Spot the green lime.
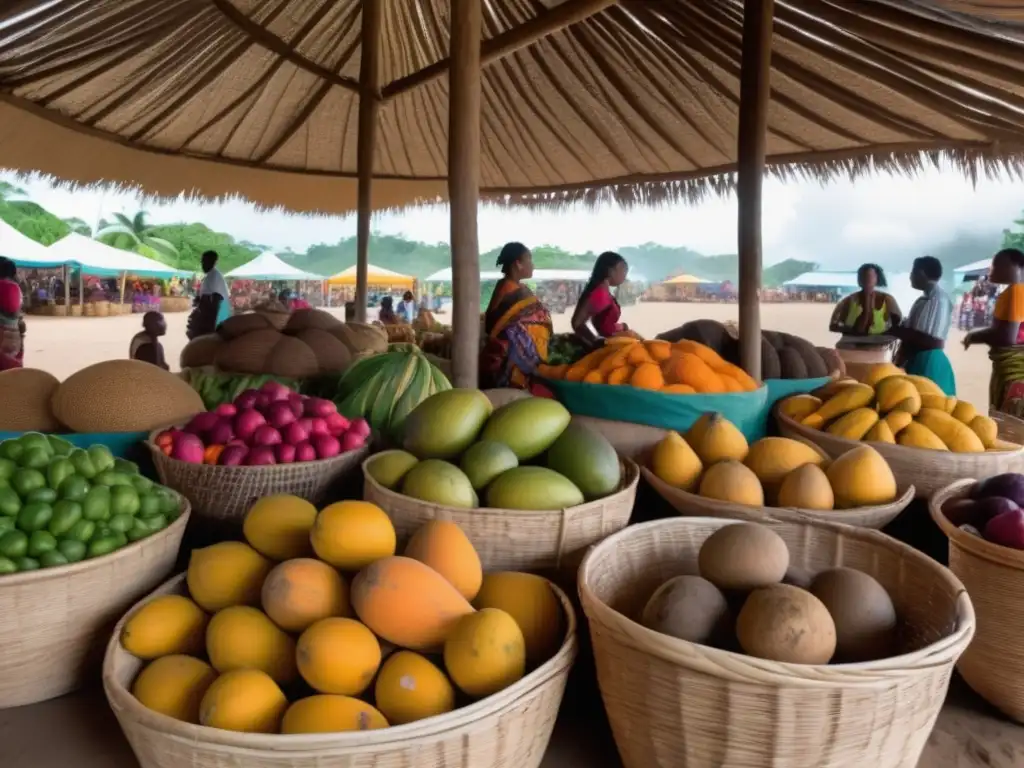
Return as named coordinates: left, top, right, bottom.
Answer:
left=114, top=458, right=140, bottom=475
left=0, top=457, right=16, bottom=481
left=0, top=440, right=23, bottom=462
left=68, top=450, right=97, bottom=480
left=46, top=457, right=76, bottom=490
left=57, top=539, right=87, bottom=563
left=95, top=470, right=132, bottom=488
left=48, top=500, right=82, bottom=537
left=126, top=520, right=152, bottom=543
left=108, top=514, right=134, bottom=534
left=87, top=535, right=121, bottom=559
left=87, top=445, right=115, bottom=474
left=140, top=513, right=168, bottom=533
left=19, top=446, right=52, bottom=471
left=110, top=485, right=140, bottom=517
left=138, top=493, right=162, bottom=518
left=0, top=556, right=16, bottom=575
left=157, top=491, right=181, bottom=517
left=39, top=550, right=69, bottom=568
left=47, top=435, right=74, bottom=457
left=59, top=475, right=90, bottom=502
left=0, top=487, right=21, bottom=517
left=0, top=517, right=14, bottom=535
left=25, top=487, right=57, bottom=505
left=27, top=530, right=57, bottom=558
left=82, top=486, right=111, bottom=521
left=11, top=468, right=46, bottom=497
left=15, top=556, right=40, bottom=571
left=129, top=475, right=153, bottom=494
left=0, top=530, right=28, bottom=558
left=16, top=502, right=53, bottom=533
left=18, top=433, right=53, bottom=456
left=64, top=519, right=96, bottom=543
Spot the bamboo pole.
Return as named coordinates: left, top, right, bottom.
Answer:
left=449, top=0, right=483, bottom=389
left=355, top=0, right=382, bottom=323
left=736, top=0, right=774, bottom=380
left=62, top=264, right=69, bottom=312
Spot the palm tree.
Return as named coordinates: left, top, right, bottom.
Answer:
left=0, top=181, right=30, bottom=205
left=62, top=217, right=92, bottom=236
left=95, top=210, right=178, bottom=263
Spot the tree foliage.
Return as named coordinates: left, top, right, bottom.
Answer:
left=145, top=222, right=260, bottom=273
left=1004, top=214, right=1024, bottom=252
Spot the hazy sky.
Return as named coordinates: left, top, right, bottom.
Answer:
left=4, top=164, right=1024, bottom=269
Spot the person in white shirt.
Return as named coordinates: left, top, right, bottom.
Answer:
left=187, top=250, right=231, bottom=339
left=398, top=291, right=418, bottom=324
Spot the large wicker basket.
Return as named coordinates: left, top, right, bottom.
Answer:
left=776, top=405, right=1024, bottom=497
left=364, top=452, right=639, bottom=573
left=103, top=573, right=577, bottom=768
left=147, top=432, right=369, bottom=531
left=930, top=479, right=1024, bottom=722
left=579, top=517, right=974, bottom=768
left=0, top=499, right=190, bottom=709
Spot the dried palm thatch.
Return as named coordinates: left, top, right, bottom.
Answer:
left=3, top=0, right=1024, bottom=214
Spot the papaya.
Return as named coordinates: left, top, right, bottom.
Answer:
left=261, top=558, right=351, bottom=633
left=375, top=651, right=455, bottom=725
left=405, top=520, right=483, bottom=601
left=310, top=501, right=397, bottom=570
left=281, top=695, right=388, bottom=734
left=296, top=617, right=381, bottom=696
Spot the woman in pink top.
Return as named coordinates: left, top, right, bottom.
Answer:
left=571, top=251, right=630, bottom=347
left=0, top=257, right=24, bottom=370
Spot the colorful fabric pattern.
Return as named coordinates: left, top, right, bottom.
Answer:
left=481, top=278, right=552, bottom=390
left=587, top=284, right=623, bottom=338
left=990, top=346, right=1024, bottom=416
left=993, top=283, right=1024, bottom=343
left=0, top=278, right=23, bottom=370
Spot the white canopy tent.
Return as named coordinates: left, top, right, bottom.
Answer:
left=783, top=271, right=860, bottom=290
left=47, top=233, right=191, bottom=277
left=0, top=219, right=60, bottom=267
left=227, top=252, right=324, bottom=281
left=953, top=259, right=991, bottom=282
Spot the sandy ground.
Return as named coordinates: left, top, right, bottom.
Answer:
left=19, top=302, right=991, bottom=408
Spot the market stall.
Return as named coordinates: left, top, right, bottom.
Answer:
left=327, top=264, right=415, bottom=306
left=225, top=252, right=326, bottom=310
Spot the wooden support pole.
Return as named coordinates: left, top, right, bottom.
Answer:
left=63, top=264, right=69, bottom=311
left=355, top=0, right=383, bottom=323
left=449, top=0, right=483, bottom=389
left=736, top=0, right=774, bottom=380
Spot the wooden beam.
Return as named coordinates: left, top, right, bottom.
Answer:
left=736, top=0, right=774, bottom=380
left=449, top=0, right=483, bottom=389
left=382, top=0, right=616, bottom=100
left=355, top=0, right=383, bottom=323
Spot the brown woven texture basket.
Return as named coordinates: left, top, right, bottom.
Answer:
left=775, top=405, right=1024, bottom=498
left=147, top=431, right=368, bottom=527
left=641, top=463, right=915, bottom=529
left=930, top=479, right=1024, bottom=722
left=363, top=452, right=638, bottom=573
left=0, top=500, right=190, bottom=709
left=578, top=517, right=975, bottom=768
left=103, top=573, right=578, bottom=768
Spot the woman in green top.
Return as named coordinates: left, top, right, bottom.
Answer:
left=829, top=263, right=902, bottom=336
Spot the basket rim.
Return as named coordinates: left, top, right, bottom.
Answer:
left=146, top=427, right=369, bottom=472
left=578, top=516, right=975, bottom=687
left=102, top=572, right=578, bottom=749
left=639, top=464, right=916, bottom=526
left=0, top=494, right=190, bottom=587
left=928, top=478, right=1024, bottom=569
left=774, top=401, right=1024, bottom=458
left=362, top=451, right=640, bottom=519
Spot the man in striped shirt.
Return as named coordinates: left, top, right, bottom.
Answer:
left=893, top=256, right=956, bottom=396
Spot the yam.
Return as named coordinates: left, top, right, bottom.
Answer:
left=179, top=334, right=224, bottom=369
left=215, top=329, right=282, bottom=374
left=777, top=347, right=808, bottom=380
left=286, top=309, right=342, bottom=333
left=293, top=328, right=352, bottom=373
left=51, top=360, right=205, bottom=432
left=256, top=310, right=291, bottom=331
left=760, top=338, right=782, bottom=379
left=816, top=346, right=846, bottom=377
left=217, top=312, right=273, bottom=341
left=762, top=330, right=786, bottom=352
left=787, top=335, right=829, bottom=378
left=330, top=323, right=388, bottom=356
left=657, top=320, right=737, bottom=361
left=0, top=368, right=62, bottom=431
left=265, top=335, right=320, bottom=379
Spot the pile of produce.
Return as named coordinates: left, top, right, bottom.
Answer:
left=650, top=412, right=899, bottom=510
left=657, top=320, right=838, bottom=380
left=307, top=345, right=451, bottom=440
left=153, top=381, right=370, bottom=467
left=942, top=473, right=1024, bottom=550
left=539, top=337, right=758, bottom=394
left=366, top=390, right=622, bottom=510
left=180, top=309, right=388, bottom=380
left=418, top=330, right=452, bottom=359
left=0, top=361, right=205, bottom=434
left=780, top=364, right=1011, bottom=453
left=376, top=323, right=417, bottom=344
left=121, top=496, right=565, bottom=734
left=0, top=434, right=183, bottom=574
left=181, top=369, right=299, bottom=411
left=642, top=522, right=898, bottom=664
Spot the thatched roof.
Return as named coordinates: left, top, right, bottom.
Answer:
left=3, top=0, right=1024, bottom=214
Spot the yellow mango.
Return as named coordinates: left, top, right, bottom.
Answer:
left=970, top=415, right=998, bottom=449
left=897, top=422, right=948, bottom=451
left=883, top=410, right=913, bottom=435
left=864, top=419, right=895, bottom=444
left=951, top=400, right=977, bottom=425
left=650, top=432, right=702, bottom=491
left=826, top=408, right=879, bottom=441
left=914, top=408, right=985, bottom=453
left=801, top=383, right=874, bottom=430
left=904, top=375, right=944, bottom=397
left=874, top=376, right=921, bottom=415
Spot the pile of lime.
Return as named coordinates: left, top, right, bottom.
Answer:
left=0, top=434, right=183, bottom=575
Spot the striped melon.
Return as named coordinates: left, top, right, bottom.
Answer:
left=0, top=368, right=62, bottom=431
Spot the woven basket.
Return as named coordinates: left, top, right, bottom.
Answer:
left=147, top=432, right=369, bottom=530
left=70, top=304, right=83, bottom=317
left=364, top=452, right=639, bottom=573
left=776, top=405, right=1024, bottom=498
left=94, top=300, right=110, bottom=317
left=0, top=499, right=190, bottom=709
left=103, top=573, right=577, bottom=768
left=641, top=464, right=915, bottom=529
left=930, top=479, right=1024, bottom=722
left=579, top=517, right=974, bottom=768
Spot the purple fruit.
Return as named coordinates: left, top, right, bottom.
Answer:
left=171, top=432, right=205, bottom=463
left=260, top=380, right=293, bottom=402
left=251, top=425, right=283, bottom=447
left=286, top=394, right=305, bottom=419
left=245, top=446, right=277, bottom=466
left=975, top=496, right=1021, bottom=530
left=294, top=441, right=317, bottom=462
left=972, top=473, right=1024, bottom=508
left=311, top=433, right=341, bottom=459
left=309, top=417, right=329, bottom=437
left=942, top=498, right=981, bottom=528
left=218, top=444, right=248, bottom=466
left=985, top=508, right=1024, bottom=550
left=234, top=409, right=267, bottom=442
left=275, top=443, right=296, bottom=464
left=234, top=389, right=260, bottom=410
left=340, top=430, right=365, bottom=452
left=184, top=412, right=219, bottom=436
left=214, top=403, right=238, bottom=418
left=304, top=397, right=338, bottom=418
left=266, top=401, right=297, bottom=430
left=282, top=421, right=309, bottom=445
left=207, top=420, right=235, bottom=446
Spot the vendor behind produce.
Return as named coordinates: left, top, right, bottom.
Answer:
left=893, top=256, right=956, bottom=396
left=571, top=251, right=630, bottom=347
left=829, top=263, right=902, bottom=336
left=0, top=256, right=24, bottom=370
left=129, top=311, right=169, bottom=370
left=187, top=250, right=231, bottom=339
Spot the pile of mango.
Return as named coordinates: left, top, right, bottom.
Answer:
left=779, top=364, right=1013, bottom=453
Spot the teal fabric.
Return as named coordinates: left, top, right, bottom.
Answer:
left=903, top=348, right=956, bottom=396
left=215, top=298, right=232, bottom=328
left=0, top=431, right=147, bottom=458
left=545, top=380, right=770, bottom=440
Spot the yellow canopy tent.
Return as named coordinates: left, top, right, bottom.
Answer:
left=327, top=265, right=415, bottom=289
left=663, top=274, right=709, bottom=285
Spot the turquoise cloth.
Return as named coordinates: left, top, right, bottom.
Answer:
left=0, top=431, right=147, bottom=458
left=215, top=298, right=232, bottom=328
left=903, top=349, right=956, bottom=396
left=545, top=380, right=770, bottom=440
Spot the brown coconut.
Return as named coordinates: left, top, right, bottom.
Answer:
left=51, top=360, right=204, bottom=433
left=0, top=368, right=62, bottom=431
left=179, top=333, right=224, bottom=369
left=215, top=329, right=282, bottom=374
left=292, top=328, right=352, bottom=373
left=698, top=523, right=790, bottom=592
left=217, top=312, right=273, bottom=341
left=265, top=335, right=320, bottom=379
left=736, top=584, right=837, bottom=664
left=642, top=575, right=733, bottom=646
left=331, top=323, right=388, bottom=356
left=286, top=308, right=342, bottom=333
left=809, top=568, right=897, bottom=662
